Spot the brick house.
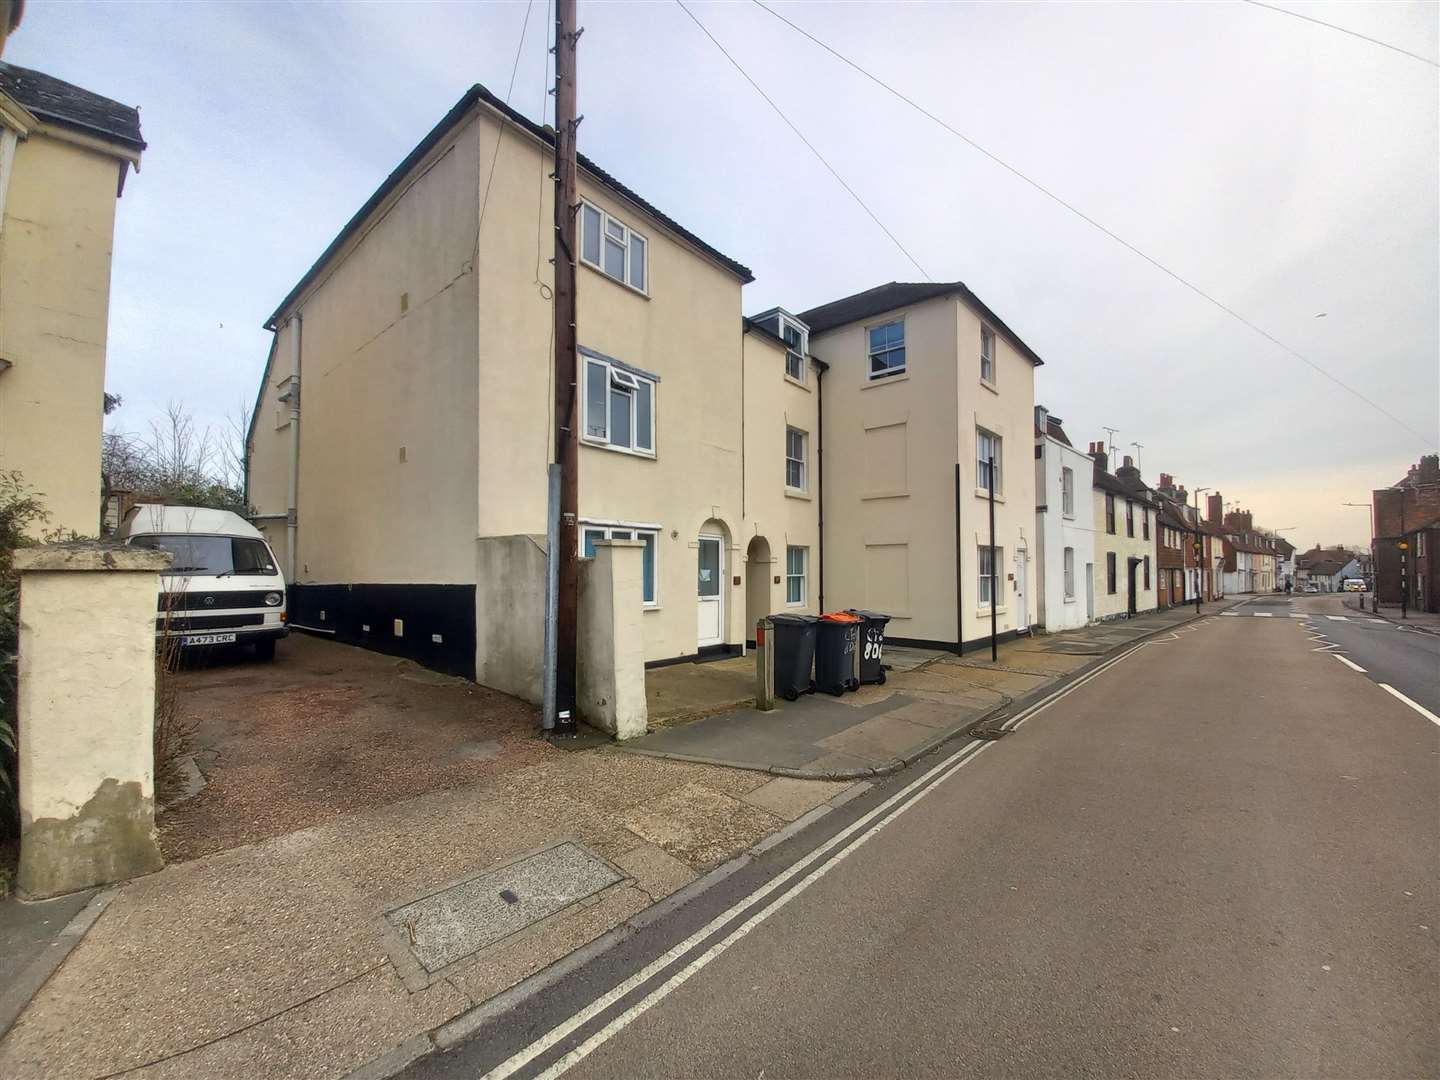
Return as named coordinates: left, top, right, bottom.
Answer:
left=1372, top=454, right=1440, bottom=612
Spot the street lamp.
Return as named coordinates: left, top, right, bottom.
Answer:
left=1192, top=487, right=1210, bottom=612
left=1341, top=501, right=1383, bottom=614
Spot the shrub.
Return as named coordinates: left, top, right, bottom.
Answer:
left=0, top=472, right=50, bottom=840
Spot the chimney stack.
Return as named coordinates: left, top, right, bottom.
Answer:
left=1207, top=492, right=1222, bottom=525
left=1090, top=441, right=1108, bottom=473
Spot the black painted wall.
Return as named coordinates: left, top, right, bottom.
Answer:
left=289, top=584, right=477, bottom=679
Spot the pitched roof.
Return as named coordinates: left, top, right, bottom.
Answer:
left=1035, top=415, right=1073, bottom=446
left=265, top=81, right=752, bottom=328
left=0, top=61, right=144, bottom=152
left=796, top=281, right=1045, bottom=366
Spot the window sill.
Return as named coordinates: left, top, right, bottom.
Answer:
left=976, top=606, right=1008, bottom=617
left=979, top=378, right=999, bottom=395
left=642, top=605, right=661, bottom=613
left=1063, top=596, right=1077, bottom=604
left=862, top=372, right=909, bottom=389
left=975, top=489, right=1006, bottom=503
left=784, top=488, right=812, bottom=501
left=579, top=257, right=650, bottom=300
left=783, top=374, right=811, bottom=393
left=580, top=437, right=656, bottom=460
left=1062, top=512, right=1076, bottom=521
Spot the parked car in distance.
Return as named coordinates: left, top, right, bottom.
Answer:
left=116, top=505, right=288, bottom=660
left=1341, top=578, right=1367, bottom=592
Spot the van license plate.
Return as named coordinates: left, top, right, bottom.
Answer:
left=181, top=633, right=237, bottom=646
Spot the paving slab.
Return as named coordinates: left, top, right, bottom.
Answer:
left=739, top=777, right=853, bottom=821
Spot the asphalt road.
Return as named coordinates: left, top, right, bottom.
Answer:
left=1289, top=593, right=1440, bottom=717
left=409, top=607, right=1439, bottom=1080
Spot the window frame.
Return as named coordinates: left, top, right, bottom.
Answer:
left=1063, top=546, right=1075, bottom=599
left=579, top=520, right=660, bottom=608
left=785, top=426, right=808, bottom=493
left=1106, top=551, right=1117, bottom=594
left=1105, top=493, right=1116, bottom=534
left=578, top=199, right=649, bottom=294
left=977, top=427, right=1003, bottom=495
left=785, top=545, right=807, bottom=606
left=866, top=319, right=907, bottom=381
left=779, top=314, right=808, bottom=384
left=1126, top=499, right=1135, bottom=538
left=581, top=353, right=656, bottom=457
left=978, top=544, right=1004, bottom=608
left=1061, top=466, right=1074, bottom=517
left=1142, top=508, right=1150, bottom=541
left=980, top=324, right=996, bottom=385
left=1144, top=555, right=1151, bottom=590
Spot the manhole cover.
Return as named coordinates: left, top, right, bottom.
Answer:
left=384, top=842, right=622, bottom=972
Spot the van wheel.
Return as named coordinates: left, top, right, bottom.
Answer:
left=254, top=639, right=277, bottom=662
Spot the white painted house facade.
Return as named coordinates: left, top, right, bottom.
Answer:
left=1033, top=407, right=1095, bottom=631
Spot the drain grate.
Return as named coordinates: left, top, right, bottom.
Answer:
left=384, top=842, right=622, bottom=973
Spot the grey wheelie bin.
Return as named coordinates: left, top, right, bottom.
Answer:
left=768, top=613, right=818, bottom=701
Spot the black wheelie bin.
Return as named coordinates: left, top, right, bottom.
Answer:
left=815, top=612, right=862, bottom=695
left=846, top=609, right=892, bottom=686
left=768, top=613, right=818, bottom=700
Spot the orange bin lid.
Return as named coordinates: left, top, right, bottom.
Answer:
left=819, top=612, right=862, bottom=623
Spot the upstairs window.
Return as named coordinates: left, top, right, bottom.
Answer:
left=1126, top=499, right=1135, bottom=537
left=867, top=320, right=906, bottom=380
left=580, top=201, right=647, bottom=292
left=1061, top=466, right=1074, bottom=516
left=980, top=325, right=996, bottom=384
left=1105, top=494, right=1116, bottom=534
left=779, top=315, right=807, bottom=383
left=977, top=428, right=1003, bottom=494
left=1142, top=508, right=1150, bottom=540
left=785, top=427, right=808, bottom=491
left=583, top=353, right=655, bottom=456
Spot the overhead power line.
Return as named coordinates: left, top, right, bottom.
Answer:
left=674, top=0, right=931, bottom=281
left=1242, top=0, right=1440, bottom=69
left=752, top=0, right=1434, bottom=447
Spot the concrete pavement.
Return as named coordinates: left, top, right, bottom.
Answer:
left=410, top=606, right=1438, bottom=1079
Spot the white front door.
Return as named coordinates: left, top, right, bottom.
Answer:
left=1014, top=552, right=1029, bottom=632
left=697, top=534, right=724, bottom=647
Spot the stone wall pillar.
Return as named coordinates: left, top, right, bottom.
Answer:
left=577, top=540, right=647, bottom=740
left=14, top=542, right=170, bottom=899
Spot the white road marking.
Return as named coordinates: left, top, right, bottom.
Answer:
left=1253, top=612, right=1273, bottom=617
left=1326, top=615, right=1349, bottom=621
left=1289, top=614, right=1309, bottom=619
left=482, top=643, right=1151, bottom=1080
left=1377, top=684, right=1440, bottom=728
left=1333, top=655, right=1366, bottom=673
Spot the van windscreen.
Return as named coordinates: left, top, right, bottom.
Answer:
left=130, top=534, right=276, bottom=577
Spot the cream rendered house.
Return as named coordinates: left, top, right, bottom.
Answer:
left=798, top=282, right=1041, bottom=650
left=1086, top=443, right=1158, bottom=620
left=0, top=63, right=143, bottom=535
left=247, top=84, right=818, bottom=688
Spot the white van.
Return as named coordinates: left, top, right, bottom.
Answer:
left=117, top=505, right=288, bottom=660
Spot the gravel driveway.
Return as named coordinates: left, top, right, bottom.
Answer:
left=158, top=633, right=556, bottom=862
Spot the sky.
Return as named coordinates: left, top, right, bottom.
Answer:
left=9, top=0, right=1438, bottom=549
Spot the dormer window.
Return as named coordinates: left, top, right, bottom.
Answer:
left=779, top=315, right=807, bottom=383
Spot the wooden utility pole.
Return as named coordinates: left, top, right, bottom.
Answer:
left=551, top=0, right=580, bottom=735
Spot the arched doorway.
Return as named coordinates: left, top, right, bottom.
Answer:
left=745, top=535, right=772, bottom=647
